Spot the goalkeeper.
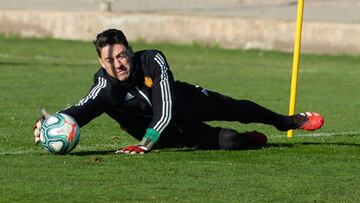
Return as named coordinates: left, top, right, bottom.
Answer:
left=33, top=29, right=324, bottom=154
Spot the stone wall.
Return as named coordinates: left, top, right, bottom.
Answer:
left=0, top=10, right=359, bottom=54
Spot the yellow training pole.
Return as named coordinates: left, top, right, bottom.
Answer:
left=288, top=0, right=305, bottom=138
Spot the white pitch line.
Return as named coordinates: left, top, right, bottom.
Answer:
left=0, top=148, right=39, bottom=155
left=0, top=144, right=119, bottom=155
left=270, top=131, right=360, bottom=138
left=0, top=52, right=97, bottom=64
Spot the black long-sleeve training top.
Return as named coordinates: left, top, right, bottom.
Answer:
left=61, top=50, right=176, bottom=149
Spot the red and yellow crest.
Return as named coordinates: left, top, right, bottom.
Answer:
left=144, top=76, right=153, bottom=88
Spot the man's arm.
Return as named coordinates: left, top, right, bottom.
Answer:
left=33, top=77, right=107, bottom=143
left=60, top=76, right=107, bottom=127
left=141, top=51, right=175, bottom=148
left=119, top=51, right=175, bottom=154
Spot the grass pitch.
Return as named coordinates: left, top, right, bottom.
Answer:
left=1, top=35, right=360, bottom=202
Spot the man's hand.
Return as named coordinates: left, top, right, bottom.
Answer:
left=115, top=145, right=148, bottom=154
left=33, top=108, right=51, bottom=144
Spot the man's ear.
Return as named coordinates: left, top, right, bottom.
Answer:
left=98, top=58, right=105, bottom=68
left=127, top=50, right=134, bottom=58
left=127, top=46, right=134, bottom=57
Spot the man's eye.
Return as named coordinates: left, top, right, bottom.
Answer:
left=106, top=59, right=113, bottom=63
left=118, top=52, right=128, bottom=59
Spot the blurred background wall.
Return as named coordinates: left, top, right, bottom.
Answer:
left=0, top=0, right=359, bottom=54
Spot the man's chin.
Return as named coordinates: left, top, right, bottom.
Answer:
left=116, top=74, right=129, bottom=81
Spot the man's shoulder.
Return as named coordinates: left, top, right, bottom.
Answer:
left=93, top=68, right=120, bottom=87
left=91, top=68, right=113, bottom=91
left=93, top=67, right=106, bottom=77
left=134, top=50, right=168, bottom=72
left=134, top=49, right=165, bottom=61
left=91, top=68, right=107, bottom=87
left=90, top=69, right=126, bottom=100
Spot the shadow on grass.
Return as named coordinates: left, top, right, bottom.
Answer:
left=68, top=142, right=360, bottom=156
left=70, top=150, right=115, bottom=156
left=68, top=148, right=200, bottom=156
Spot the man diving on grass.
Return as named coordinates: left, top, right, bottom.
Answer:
left=33, top=29, right=324, bottom=154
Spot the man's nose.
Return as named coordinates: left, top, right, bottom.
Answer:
left=114, top=58, right=122, bottom=67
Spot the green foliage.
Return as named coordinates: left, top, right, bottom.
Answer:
left=0, top=36, right=360, bottom=202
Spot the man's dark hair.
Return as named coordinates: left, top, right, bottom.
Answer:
left=93, top=29, right=130, bottom=57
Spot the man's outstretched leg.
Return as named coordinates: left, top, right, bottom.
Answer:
left=186, top=84, right=324, bottom=131
left=206, top=98, right=324, bottom=132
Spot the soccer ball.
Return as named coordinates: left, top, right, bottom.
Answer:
left=40, top=113, right=80, bottom=154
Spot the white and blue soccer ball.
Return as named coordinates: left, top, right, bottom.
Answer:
left=40, top=113, right=80, bottom=154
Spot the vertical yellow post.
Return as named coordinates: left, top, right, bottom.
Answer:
left=288, top=0, right=305, bottom=138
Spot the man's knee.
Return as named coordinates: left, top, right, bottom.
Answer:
left=218, top=128, right=268, bottom=150
left=218, top=128, right=243, bottom=150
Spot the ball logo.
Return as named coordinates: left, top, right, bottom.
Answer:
left=64, top=119, right=76, bottom=142
left=57, top=128, right=65, bottom=134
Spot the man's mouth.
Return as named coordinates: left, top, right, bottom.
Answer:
left=116, top=66, right=127, bottom=74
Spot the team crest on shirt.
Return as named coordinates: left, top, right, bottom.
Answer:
left=144, top=76, right=153, bottom=88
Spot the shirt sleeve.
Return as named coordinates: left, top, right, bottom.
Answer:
left=140, top=51, right=175, bottom=149
left=60, top=77, right=107, bottom=127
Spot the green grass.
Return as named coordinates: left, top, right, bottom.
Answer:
left=1, top=35, right=360, bottom=202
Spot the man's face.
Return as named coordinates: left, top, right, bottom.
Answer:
left=99, top=43, right=132, bottom=81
